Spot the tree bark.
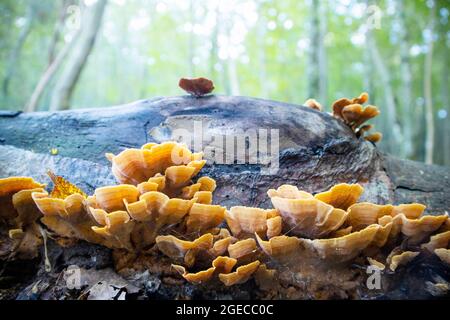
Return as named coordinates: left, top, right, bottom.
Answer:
left=424, top=4, right=436, bottom=164
left=49, top=0, right=107, bottom=111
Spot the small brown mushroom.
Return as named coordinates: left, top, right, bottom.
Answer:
left=364, top=132, right=383, bottom=143
left=303, top=98, right=323, bottom=111
left=331, top=93, right=382, bottom=143
left=179, top=77, right=214, bottom=97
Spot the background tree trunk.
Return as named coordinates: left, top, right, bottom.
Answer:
left=366, top=26, right=401, bottom=154
left=307, top=0, right=320, bottom=99
left=47, top=0, right=71, bottom=66
left=318, top=1, right=328, bottom=105
left=49, top=0, right=107, bottom=111
left=188, top=0, right=196, bottom=76
left=257, top=2, right=268, bottom=99
left=424, top=3, right=436, bottom=164
left=208, top=4, right=219, bottom=83
left=1, top=1, right=36, bottom=100
left=396, top=0, right=413, bottom=158
left=441, top=54, right=450, bottom=166
left=25, top=29, right=81, bottom=113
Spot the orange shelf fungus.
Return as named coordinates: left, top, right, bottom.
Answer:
left=0, top=177, right=45, bottom=259
left=300, top=224, right=380, bottom=262
left=2, top=138, right=448, bottom=292
left=331, top=92, right=382, bottom=143
left=106, top=142, right=204, bottom=185
left=218, top=260, right=261, bottom=286
left=314, top=183, right=364, bottom=211
left=388, top=251, right=420, bottom=271
left=0, top=177, right=45, bottom=223
left=156, top=233, right=214, bottom=267
left=255, top=234, right=300, bottom=260
left=226, top=206, right=280, bottom=239
left=268, top=185, right=347, bottom=238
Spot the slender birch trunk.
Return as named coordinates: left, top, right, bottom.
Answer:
left=2, top=1, right=36, bottom=99
left=49, top=0, right=107, bottom=111
left=424, top=3, right=436, bottom=164
left=396, top=0, right=414, bottom=158
left=366, top=27, right=401, bottom=154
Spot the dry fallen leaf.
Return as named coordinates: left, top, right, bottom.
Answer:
left=47, top=170, right=87, bottom=199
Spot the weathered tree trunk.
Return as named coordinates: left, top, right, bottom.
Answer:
left=424, top=3, right=436, bottom=165
left=49, top=0, right=107, bottom=111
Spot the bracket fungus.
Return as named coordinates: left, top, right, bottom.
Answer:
left=268, top=185, right=348, bottom=238
left=0, top=177, right=45, bottom=224
left=0, top=177, right=45, bottom=259
left=156, top=233, right=214, bottom=267
left=226, top=206, right=281, bottom=239
left=228, top=238, right=258, bottom=262
left=301, top=92, right=382, bottom=143
left=33, top=190, right=104, bottom=245
left=331, top=93, right=382, bottom=143
left=106, top=142, right=204, bottom=186
left=2, top=138, right=449, bottom=295
left=255, top=234, right=301, bottom=260
left=314, top=183, right=364, bottom=211
left=218, top=260, right=261, bottom=286
left=172, top=256, right=238, bottom=284
left=388, top=251, right=420, bottom=272
left=422, top=229, right=450, bottom=266
left=435, top=249, right=450, bottom=265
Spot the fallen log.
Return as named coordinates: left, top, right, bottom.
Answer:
left=1, top=95, right=448, bottom=212
left=0, top=95, right=449, bottom=300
